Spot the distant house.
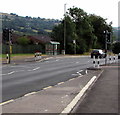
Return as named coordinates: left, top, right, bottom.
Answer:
left=27, top=35, right=52, bottom=44
left=2, top=33, right=60, bottom=55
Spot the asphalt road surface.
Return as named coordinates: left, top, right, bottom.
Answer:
left=1, top=55, right=118, bottom=103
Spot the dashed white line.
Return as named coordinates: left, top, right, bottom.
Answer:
left=33, top=67, right=40, bottom=71
left=7, top=71, right=15, bottom=75
left=28, top=67, right=40, bottom=71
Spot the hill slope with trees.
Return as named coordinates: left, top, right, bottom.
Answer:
left=1, top=13, right=60, bottom=35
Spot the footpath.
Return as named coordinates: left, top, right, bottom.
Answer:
left=1, top=56, right=119, bottom=114
left=72, top=62, right=119, bottom=114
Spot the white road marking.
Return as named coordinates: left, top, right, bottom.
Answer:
left=2, top=71, right=15, bottom=75
left=61, top=76, right=97, bottom=114
left=33, top=67, right=40, bottom=71
left=72, top=70, right=83, bottom=76
left=28, top=67, right=40, bottom=71
left=8, top=71, right=15, bottom=75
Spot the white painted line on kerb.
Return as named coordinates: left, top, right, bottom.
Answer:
left=57, top=82, right=64, bottom=85
left=0, top=99, right=14, bottom=106
left=61, top=76, right=97, bottom=114
left=43, top=86, right=52, bottom=90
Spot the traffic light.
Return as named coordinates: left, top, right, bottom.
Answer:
left=2, top=28, right=9, bottom=41
left=107, top=32, right=111, bottom=43
left=2, top=29, right=13, bottom=42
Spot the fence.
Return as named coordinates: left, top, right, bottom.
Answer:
left=2, top=44, right=45, bottom=54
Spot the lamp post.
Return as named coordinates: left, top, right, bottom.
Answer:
left=63, top=3, right=66, bottom=55
left=104, top=30, right=108, bottom=65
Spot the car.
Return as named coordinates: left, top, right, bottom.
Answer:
left=91, top=49, right=106, bottom=58
left=118, top=53, right=120, bottom=59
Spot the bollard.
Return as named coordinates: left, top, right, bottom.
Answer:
left=35, top=52, right=42, bottom=61
left=6, top=54, right=9, bottom=64
left=34, top=53, right=37, bottom=61
left=109, top=56, right=112, bottom=64
left=97, top=56, right=100, bottom=68
left=93, top=56, right=96, bottom=68
left=113, top=56, right=115, bottom=63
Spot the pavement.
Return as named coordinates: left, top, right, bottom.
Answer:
left=1, top=55, right=50, bottom=65
left=1, top=55, right=119, bottom=114
left=71, top=62, right=119, bottom=114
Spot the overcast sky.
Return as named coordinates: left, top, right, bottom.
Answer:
left=0, top=0, right=119, bottom=27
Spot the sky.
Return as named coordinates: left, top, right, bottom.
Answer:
left=0, top=0, right=119, bottom=27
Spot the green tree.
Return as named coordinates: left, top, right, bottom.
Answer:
left=68, top=7, right=95, bottom=53
left=112, top=42, right=120, bottom=54
left=51, top=7, right=113, bottom=54
left=88, top=14, right=112, bottom=49
left=17, top=36, right=30, bottom=46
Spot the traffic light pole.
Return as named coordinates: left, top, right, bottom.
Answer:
left=105, top=30, right=108, bottom=65
left=8, top=29, right=11, bottom=64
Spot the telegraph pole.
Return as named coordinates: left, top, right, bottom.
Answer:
left=63, top=3, right=66, bottom=55
left=105, top=30, right=108, bottom=65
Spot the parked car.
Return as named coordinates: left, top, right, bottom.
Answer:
left=118, top=53, right=120, bottom=59
left=91, top=49, right=106, bottom=58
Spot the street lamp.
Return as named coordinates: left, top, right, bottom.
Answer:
left=63, top=3, right=67, bottom=55
left=104, top=30, right=109, bottom=65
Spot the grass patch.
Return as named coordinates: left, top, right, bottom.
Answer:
left=1, top=53, right=34, bottom=58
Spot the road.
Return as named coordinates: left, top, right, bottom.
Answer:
left=1, top=55, right=118, bottom=103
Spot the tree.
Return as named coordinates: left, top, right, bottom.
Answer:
left=88, top=14, right=112, bottom=49
left=51, top=7, right=113, bottom=54
left=68, top=7, right=95, bottom=53
left=112, top=42, right=120, bottom=54
left=17, top=36, right=30, bottom=46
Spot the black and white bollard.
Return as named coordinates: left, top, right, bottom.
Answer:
left=35, top=52, right=42, bottom=61
left=109, top=56, right=112, bottom=64
left=97, top=56, right=100, bottom=68
left=113, top=56, right=116, bottom=63
left=93, top=56, right=96, bottom=68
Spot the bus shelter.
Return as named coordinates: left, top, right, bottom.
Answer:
left=46, top=41, right=60, bottom=55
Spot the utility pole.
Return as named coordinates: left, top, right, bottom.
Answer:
left=105, top=30, right=108, bottom=65
left=63, top=3, right=66, bottom=55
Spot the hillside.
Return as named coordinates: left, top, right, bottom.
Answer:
left=1, top=13, right=60, bottom=35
